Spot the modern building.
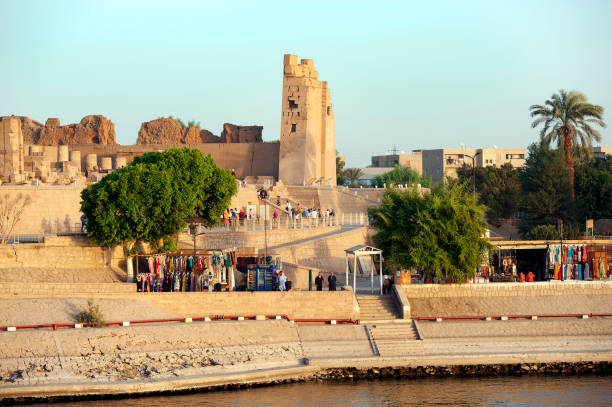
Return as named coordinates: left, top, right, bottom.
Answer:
left=371, top=147, right=526, bottom=184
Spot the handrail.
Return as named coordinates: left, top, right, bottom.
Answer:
left=1, top=315, right=360, bottom=331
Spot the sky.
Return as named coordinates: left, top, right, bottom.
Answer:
left=1, top=0, right=611, bottom=167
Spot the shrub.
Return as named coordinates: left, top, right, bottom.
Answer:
left=76, top=300, right=105, bottom=327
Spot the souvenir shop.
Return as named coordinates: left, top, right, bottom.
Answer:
left=134, top=248, right=284, bottom=292
left=489, top=242, right=611, bottom=282
left=489, top=244, right=548, bottom=282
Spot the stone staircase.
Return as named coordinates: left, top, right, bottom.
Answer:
left=367, top=322, right=424, bottom=357
left=357, top=295, right=401, bottom=322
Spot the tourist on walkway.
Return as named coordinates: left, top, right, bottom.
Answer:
left=315, top=272, right=324, bottom=291
left=328, top=271, right=336, bottom=291
left=279, top=271, right=288, bottom=291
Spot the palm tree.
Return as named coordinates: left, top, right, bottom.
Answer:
left=530, top=90, right=605, bottom=200
left=343, top=168, right=364, bottom=187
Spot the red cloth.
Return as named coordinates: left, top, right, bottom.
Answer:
left=519, top=272, right=525, bottom=282
left=527, top=272, right=535, bottom=282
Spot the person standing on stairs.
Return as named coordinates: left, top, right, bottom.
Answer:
left=328, top=271, right=337, bottom=291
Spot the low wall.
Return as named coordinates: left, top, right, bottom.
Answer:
left=134, top=291, right=357, bottom=320
left=283, top=262, right=325, bottom=290
left=401, top=281, right=612, bottom=298
left=0, top=282, right=134, bottom=297
left=401, top=281, right=612, bottom=318
left=0, top=286, right=358, bottom=321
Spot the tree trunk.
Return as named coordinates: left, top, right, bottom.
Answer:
left=563, top=129, right=575, bottom=201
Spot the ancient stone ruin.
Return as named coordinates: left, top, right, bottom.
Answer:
left=136, top=119, right=263, bottom=144
left=11, top=115, right=116, bottom=145
left=0, top=54, right=336, bottom=186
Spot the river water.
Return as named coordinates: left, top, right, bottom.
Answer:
left=32, top=375, right=612, bottom=407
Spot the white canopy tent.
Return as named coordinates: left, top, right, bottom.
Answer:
left=344, top=245, right=383, bottom=295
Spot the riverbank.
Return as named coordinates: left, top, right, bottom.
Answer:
left=1, top=318, right=611, bottom=404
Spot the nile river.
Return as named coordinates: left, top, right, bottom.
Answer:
left=33, top=375, right=612, bottom=406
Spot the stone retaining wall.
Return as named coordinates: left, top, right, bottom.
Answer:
left=401, top=281, right=612, bottom=298
left=0, top=282, right=134, bottom=297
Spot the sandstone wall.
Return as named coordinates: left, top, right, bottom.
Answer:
left=137, top=118, right=218, bottom=144
left=7, top=183, right=262, bottom=235
left=0, top=287, right=357, bottom=321
left=401, top=281, right=612, bottom=318
left=182, top=226, right=341, bottom=251
left=273, top=227, right=373, bottom=277
left=63, top=142, right=279, bottom=180
left=1, top=185, right=84, bottom=234
left=0, top=236, right=123, bottom=283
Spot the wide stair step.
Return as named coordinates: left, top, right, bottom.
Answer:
left=367, top=322, right=423, bottom=357
left=357, top=295, right=401, bottom=321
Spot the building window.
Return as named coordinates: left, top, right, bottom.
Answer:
left=291, top=124, right=296, bottom=133
left=289, top=99, right=298, bottom=109
left=327, top=106, right=331, bottom=115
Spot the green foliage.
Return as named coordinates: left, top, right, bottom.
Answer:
left=456, top=163, right=522, bottom=220
left=519, top=143, right=573, bottom=236
left=371, top=165, right=431, bottom=188
left=76, top=300, right=105, bottom=327
left=530, top=90, right=605, bottom=150
left=336, top=152, right=346, bottom=185
left=263, top=139, right=280, bottom=143
left=81, top=148, right=236, bottom=248
left=530, top=89, right=606, bottom=199
left=369, top=184, right=491, bottom=282
left=574, top=155, right=612, bottom=222
left=344, top=168, right=364, bottom=187
left=525, top=224, right=559, bottom=240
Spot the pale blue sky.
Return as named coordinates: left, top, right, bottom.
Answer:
left=1, top=0, right=611, bottom=167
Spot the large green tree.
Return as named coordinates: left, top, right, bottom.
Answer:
left=519, top=143, right=574, bottom=237
left=368, top=184, right=490, bottom=282
left=81, top=148, right=236, bottom=248
left=456, top=163, right=522, bottom=220
left=530, top=89, right=606, bottom=200
left=371, top=165, right=431, bottom=188
left=574, top=155, right=612, bottom=223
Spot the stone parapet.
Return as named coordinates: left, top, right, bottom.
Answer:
left=401, top=281, right=612, bottom=298
left=0, top=282, right=134, bottom=297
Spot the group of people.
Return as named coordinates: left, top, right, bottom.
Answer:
left=314, top=271, right=337, bottom=291
left=223, top=207, right=256, bottom=227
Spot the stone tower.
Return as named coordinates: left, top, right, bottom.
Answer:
left=279, top=54, right=336, bottom=185
left=0, top=117, right=25, bottom=183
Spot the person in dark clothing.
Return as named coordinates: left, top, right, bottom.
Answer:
left=315, top=272, right=324, bottom=291
left=328, top=271, right=337, bottom=291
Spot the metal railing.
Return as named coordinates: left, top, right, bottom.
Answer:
left=202, top=212, right=370, bottom=233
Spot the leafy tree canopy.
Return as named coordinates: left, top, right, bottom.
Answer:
left=368, top=184, right=490, bottom=282
left=456, top=163, right=522, bottom=220
left=81, top=148, right=236, bottom=248
left=574, top=155, right=612, bottom=223
left=519, top=143, right=574, bottom=236
left=371, top=165, right=431, bottom=188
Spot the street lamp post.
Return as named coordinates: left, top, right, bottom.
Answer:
left=445, top=151, right=481, bottom=198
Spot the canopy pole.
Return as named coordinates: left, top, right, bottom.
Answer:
left=353, top=255, right=357, bottom=293
left=345, top=253, right=349, bottom=287
left=371, top=254, right=374, bottom=294
left=379, top=253, right=383, bottom=295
